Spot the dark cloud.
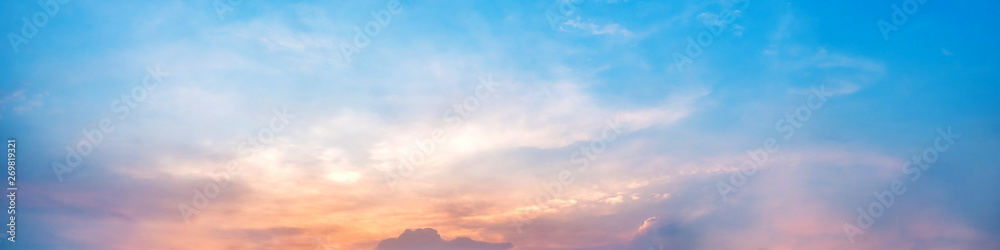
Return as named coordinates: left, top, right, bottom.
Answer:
left=628, top=217, right=698, bottom=250
left=376, top=228, right=513, bottom=250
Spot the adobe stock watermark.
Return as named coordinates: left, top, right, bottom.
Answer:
left=842, top=127, right=960, bottom=243
left=178, top=108, right=295, bottom=223
left=51, top=65, right=168, bottom=182
left=379, top=75, right=502, bottom=189
left=213, top=0, right=244, bottom=21
left=716, top=85, right=834, bottom=201
left=6, top=139, right=16, bottom=243
left=545, top=0, right=583, bottom=31
left=7, top=0, right=70, bottom=53
left=511, top=117, right=623, bottom=234
left=340, top=0, right=403, bottom=64
left=672, top=0, right=749, bottom=72
left=877, top=0, right=929, bottom=41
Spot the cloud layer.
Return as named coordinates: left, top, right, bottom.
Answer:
left=1, top=0, right=999, bottom=249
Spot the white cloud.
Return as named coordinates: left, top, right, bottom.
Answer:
left=602, top=194, right=625, bottom=204
left=561, top=17, right=633, bottom=37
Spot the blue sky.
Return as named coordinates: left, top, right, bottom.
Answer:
left=1, top=0, right=999, bottom=249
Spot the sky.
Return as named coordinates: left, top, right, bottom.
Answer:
left=1, top=0, right=999, bottom=249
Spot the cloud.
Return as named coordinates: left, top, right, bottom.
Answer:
left=0, top=88, right=46, bottom=117
left=8, top=1, right=1000, bottom=249
left=375, top=228, right=513, bottom=250
left=602, top=195, right=625, bottom=205
left=628, top=217, right=697, bottom=250
left=561, top=17, right=632, bottom=37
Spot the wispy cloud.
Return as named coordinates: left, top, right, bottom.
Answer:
left=3, top=0, right=1000, bottom=249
